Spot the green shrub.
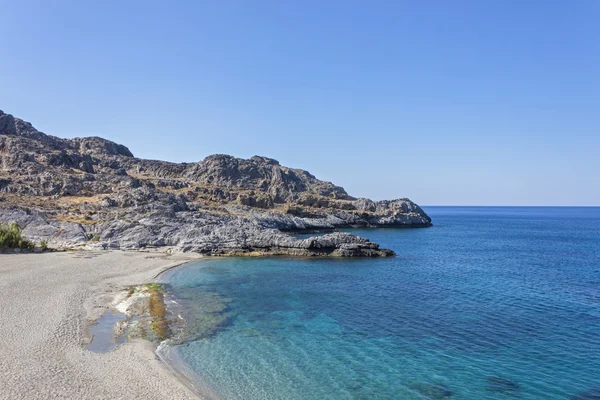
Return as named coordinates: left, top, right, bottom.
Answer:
left=0, top=222, right=34, bottom=249
left=39, top=240, right=49, bottom=251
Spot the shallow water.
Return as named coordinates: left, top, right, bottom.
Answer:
left=165, top=207, right=600, bottom=399
left=87, top=310, right=127, bottom=353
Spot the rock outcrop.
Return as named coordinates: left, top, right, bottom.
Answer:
left=0, top=109, right=431, bottom=256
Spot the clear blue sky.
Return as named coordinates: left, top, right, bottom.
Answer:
left=1, top=1, right=598, bottom=206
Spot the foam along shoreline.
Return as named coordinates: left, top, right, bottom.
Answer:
left=0, top=250, right=203, bottom=400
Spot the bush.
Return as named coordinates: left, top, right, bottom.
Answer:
left=39, top=240, right=49, bottom=251
left=0, top=222, right=34, bottom=249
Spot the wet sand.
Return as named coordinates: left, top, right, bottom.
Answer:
left=0, top=251, right=202, bottom=400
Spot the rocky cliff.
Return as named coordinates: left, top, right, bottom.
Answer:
left=0, top=109, right=431, bottom=256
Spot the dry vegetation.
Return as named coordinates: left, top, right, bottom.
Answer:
left=57, top=195, right=103, bottom=206
left=53, top=214, right=98, bottom=225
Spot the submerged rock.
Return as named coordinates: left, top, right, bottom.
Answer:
left=409, top=382, right=454, bottom=399
left=485, top=376, right=520, bottom=394
left=571, top=388, right=600, bottom=400
left=168, top=288, right=233, bottom=343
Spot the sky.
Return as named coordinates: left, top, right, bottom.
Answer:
left=1, top=0, right=598, bottom=206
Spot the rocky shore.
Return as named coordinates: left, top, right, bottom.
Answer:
left=0, top=109, right=431, bottom=256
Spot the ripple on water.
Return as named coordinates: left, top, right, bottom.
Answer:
left=409, top=382, right=454, bottom=399
left=571, top=388, right=600, bottom=400
left=167, top=286, right=232, bottom=344
left=163, top=207, right=600, bottom=400
left=485, top=376, right=521, bottom=395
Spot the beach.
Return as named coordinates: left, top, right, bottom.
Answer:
left=0, top=250, right=201, bottom=400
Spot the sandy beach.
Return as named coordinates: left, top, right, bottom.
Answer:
left=0, top=250, right=202, bottom=400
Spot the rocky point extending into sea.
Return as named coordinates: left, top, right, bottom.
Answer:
left=0, top=109, right=431, bottom=257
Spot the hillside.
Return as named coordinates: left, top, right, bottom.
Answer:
left=0, top=110, right=431, bottom=256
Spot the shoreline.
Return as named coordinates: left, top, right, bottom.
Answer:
left=0, top=250, right=204, bottom=399
left=156, top=342, right=222, bottom=400
left=154, top=258, right=223, bottom=400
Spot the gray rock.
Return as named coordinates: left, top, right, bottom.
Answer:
left=0, top=109, right=432, bottom=256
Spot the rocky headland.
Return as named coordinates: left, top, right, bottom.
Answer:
left=0, top=109, right=431, bottom=257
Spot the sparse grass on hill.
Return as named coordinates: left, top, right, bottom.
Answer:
left=0, top=222, right=34, bottom=249
left=54, top=214, right=99, bottom=225
left=57, top=195, right=102, bottom=206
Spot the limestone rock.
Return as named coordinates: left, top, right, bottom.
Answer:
left=0, top=109, right=432, bottom=256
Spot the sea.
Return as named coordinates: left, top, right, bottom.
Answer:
left=160, top=207, right=600, bottom=400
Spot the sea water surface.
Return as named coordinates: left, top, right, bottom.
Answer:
left=164, top=207, right=600, bottom=400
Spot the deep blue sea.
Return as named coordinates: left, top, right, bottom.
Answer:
left=163, top=207, right=600, bottom=400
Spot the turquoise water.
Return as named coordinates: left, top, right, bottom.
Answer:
left=165, top=207, right=600, bottom=400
